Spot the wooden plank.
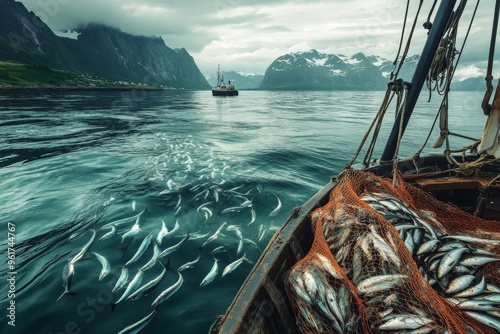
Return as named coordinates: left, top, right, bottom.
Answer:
left=413, top=176, right=494, bottom=191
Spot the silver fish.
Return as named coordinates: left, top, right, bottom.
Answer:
left=174, top=195, right=182, bottom=210
left=70, top=229, right=96, bottom=265
left=99, top=225, right=116, bottom=241
left=121, top=216, right=141, bottom=243
left=202, top=222, right=227, bottom=247
left=221, top=206, right=242, bottom=214
left=464, top=311, right=500, bottom=331
left=357, top=274, right=407, bottom=297
left=201, top=207, right=213, bottom=221
left=92, top=252, right=111, bottom=281
left=378, top=314, right=434, bottom=330
left=445, top=274, right=476, bottom=295
left=437, top=247, right=469, bottom=279
left=99, top=206, right=147, bottom=231
left=117, top=306, right=158, bottom=334
left=112, top=267, right=129, bottom=293
left=178, top=251, right=202, bottom=272
left=156, top=220, right=169, bottom=245
left=126, top=263, right=168, bottom=301
left=189, top=230, right=211, bottom=240
left=210, top=246, right=227, bottom=256
left=222, top=253, right=248, bottom=277
left=452, top=276, right=486, bottom=298
left=57, top=261, right=76, bottom=301
left=248, top=208, right=256, bottom=225
left=227, top=225, right=244, bottom=254
left=268, top=193, right=282, bottom=217
left=200, top=257, right=220, bottom=287
left=163, top=219, right=180, bottom=240
left=151, top=271, right=184, bottom=307
left=158, top=232, right=190, bottom=259
left=196, top=201, right=213, bottom=212
left=460, top=255, right=500, bottom=267
left=113, top=270, right=144, bottom=308
left=139, top=241, right=161, bottom=272
left=125, top=233, right=153, bottom=267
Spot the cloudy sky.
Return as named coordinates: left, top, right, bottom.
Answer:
left=18, top=0, right=498, bottom=78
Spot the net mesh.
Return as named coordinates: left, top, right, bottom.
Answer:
left=285, top=170, right=500, bottom=334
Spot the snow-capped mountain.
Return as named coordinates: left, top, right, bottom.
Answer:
left=260, top=49, right=419, bottom=90
left=205, top=71, right=264, bottom=89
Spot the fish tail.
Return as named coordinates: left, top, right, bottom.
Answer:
left=161, top=258, right=172, bottom=272
left=109, top=302, right=117, bottom=313
left=56, top=290, right=76, bottom=301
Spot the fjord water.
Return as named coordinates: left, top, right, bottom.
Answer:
left=0, top=90, right=485, bottom=333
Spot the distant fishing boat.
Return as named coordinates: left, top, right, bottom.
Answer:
left=212, top=65, right=238, bottom=96
left=209, top=1, right=500, bottom=333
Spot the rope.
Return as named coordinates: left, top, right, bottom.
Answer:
left=391, top=0, right=411, bottom=81
left=347, top=1, right=424, bottom=169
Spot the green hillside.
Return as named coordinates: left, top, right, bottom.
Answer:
left=0, top=60, right=158, bottom=89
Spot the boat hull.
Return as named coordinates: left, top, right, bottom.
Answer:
left=212, top=89, right=238, bottom=96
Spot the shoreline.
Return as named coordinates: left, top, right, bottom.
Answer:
left=0, top=85, right=166, bottom=92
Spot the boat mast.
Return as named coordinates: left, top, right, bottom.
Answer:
left=216, top=64, right=221, bottom=86
left=380, top=0, right=457, bottom=162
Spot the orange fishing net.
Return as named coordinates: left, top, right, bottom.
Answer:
left=284, top=170, right=500, bottom=334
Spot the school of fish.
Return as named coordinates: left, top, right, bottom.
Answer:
left=57, top=136, right=284, bottom=333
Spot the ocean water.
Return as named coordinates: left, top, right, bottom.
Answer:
left=0, top=90, right=486, bottom=333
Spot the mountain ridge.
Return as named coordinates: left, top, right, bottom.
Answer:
left=0, top=0, right=210, bottom=89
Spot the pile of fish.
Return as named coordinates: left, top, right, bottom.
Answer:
left=286, top=190, right=500, bottom=333
left=360, top=192, right=500, bottom=332
left=286, top=253, right=361, bottom=334
left=58, top=136, right=285, bottom=333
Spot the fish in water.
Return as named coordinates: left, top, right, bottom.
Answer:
left=70, top=229, right=96, bottom=265
left=112, top=270, right=144, bottom=311
left=200, top=257, right=220, bottom=287
left=98, top=225, right=116, bottom=241
left=121, top=215, right=142, bottom=243
left=139, top=241, right=161, bottom=272
left=117, top=305, right=159, bottom=334
left=178, top=250, right=202, bottom=272
left=227, top=225, right=244, bottom=255
left=92, top=252, right=111, bottom=281
left=124, top=232, right=153, bottom=268
left=202, top=222, right=227, bottom=248
left=268, top=193, right=282, bottom=217
left=126, top=262, right=169, bottom=302
left=99, top=205, right=147, bottom=231
left=57, top=261, right=76, bottom=301
left=222, top=253, right=249, bottom=277
left=151, top=271, right=184, bottom=308
left=112, top=267, right=129, bottom=293
left=156, top=220, right=169, bottom=245
left=158, top=232, right=190, bottom=259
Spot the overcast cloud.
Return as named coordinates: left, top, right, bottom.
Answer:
left=17, top=0, right=499, bottom=78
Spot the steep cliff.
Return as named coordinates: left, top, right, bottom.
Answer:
left=0, top=0, right=209, bottom=89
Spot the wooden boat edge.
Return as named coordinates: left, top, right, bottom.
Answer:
left=209, top=177, right=339, bottom=334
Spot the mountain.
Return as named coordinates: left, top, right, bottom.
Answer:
left=260, top=50, right=419, bottom=90
left=0, top=0, right=209, bottom=89
left=205, top=71, right=264, bottom=89
left=450, top=77, right=485, bottom=91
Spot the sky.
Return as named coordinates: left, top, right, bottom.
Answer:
left=17, top=0, right=499, bottom=78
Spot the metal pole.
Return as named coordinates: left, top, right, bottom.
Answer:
left=380, top=0, right=458, bottom=162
